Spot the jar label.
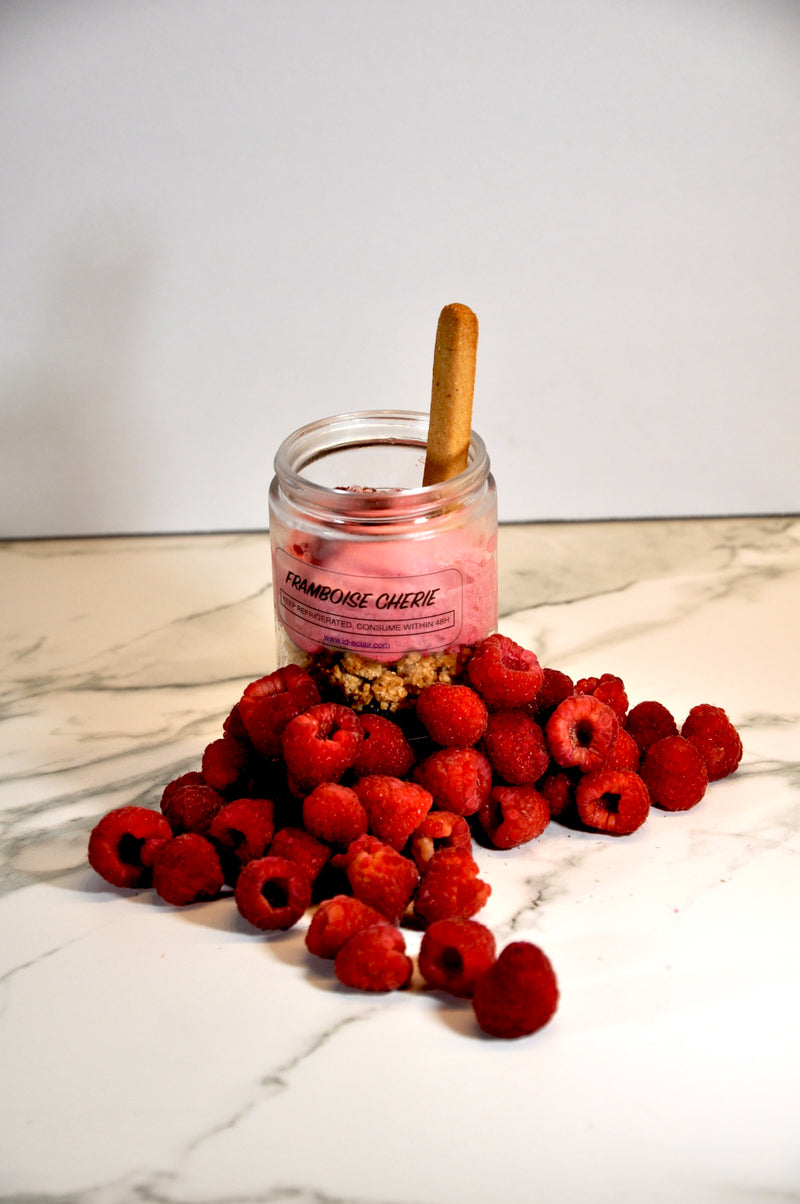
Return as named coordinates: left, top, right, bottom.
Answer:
left=274, top=547, right=464, bottom=657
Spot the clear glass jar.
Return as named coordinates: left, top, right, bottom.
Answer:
left=268, top=410, right=497, bottom=711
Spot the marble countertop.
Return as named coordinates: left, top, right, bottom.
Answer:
left=2, top=517, right=799, bottom=1204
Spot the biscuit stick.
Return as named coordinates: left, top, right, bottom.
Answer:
left=422, top=303, right=479, bottom=486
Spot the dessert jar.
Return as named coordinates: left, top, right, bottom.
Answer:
left=268, top=410, right=498, bottom=711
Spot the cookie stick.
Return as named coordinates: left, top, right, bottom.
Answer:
left=422, top=303, right=479, bottom=486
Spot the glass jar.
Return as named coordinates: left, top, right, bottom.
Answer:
left=268, top=410, right=497, bottom=711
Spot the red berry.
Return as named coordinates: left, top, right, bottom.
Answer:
left=681, top=704, right=742, bottom=781
left=234, top=855, right=311, bottom=930
left=342, top=835, right=420, bottom=923
left=418, top=918, right=497, bottom=997
left=575, top=768, right=651, bottom=835
left=602, top=726, right=640, bottom=772
left=88, top=805, right=172, bottom=889
left=305, top=894, right=389, bottom=959
left=466, top=633, right=544, bottom=710
left=237, top=665, right=320, bottom=756
left=354, top=775, right=433, bottom=851
left=537, top=769, right=576, bottom=818
left=481, top=709, right=549, bottom=785
left=478, top=784, right=550, bottom=849
left=334, top=924, right=413, bottom=992
left=472, top=941, right=559, bottom=1039
left=413, top=746, right=492, bottom=817
left=208, top=798, right=275, bottom=879
left=160, top=782, right=225, bottom=835
left=641, top=735, right=708, bottom=811
left=528, top=666, right=574, bottom=721
left=408, top=810, right=472, bottom=870
left=159, top=771, right=204, bottom=812
left=625, top=700, right=678, bottom=756
left=269, top=826, right=330, bottom=884
left=413, top=847, right=491, bottom=927
left=152, top=833, right=224, bottom=906
left=575, top=673, right=629, bottom=721
left=415, top=683, right=488, bottom=747
left=302, top=782, right=368, bottom=847
left=351, top=714, right=415, bottom=778
left=280, top=703, right=364, bottom=792
left=545, top=695, right=619, bottom=772
left=201, top=734, right=249, bottom=791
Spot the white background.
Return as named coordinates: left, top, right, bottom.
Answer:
left=1, top=0, right=799, bottom=538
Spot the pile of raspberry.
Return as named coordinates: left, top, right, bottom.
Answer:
left=87, top=634, right=742, bottom=1040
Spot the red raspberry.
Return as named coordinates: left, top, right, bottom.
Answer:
left=575, top=768, right=651, bottom=835
left=343, top=835, right=420, bottom=923
left=208, top=797, right=275, bottom=881
left=413, top=847, right=491, bottom=926
left=466, top=633, right=544, bottom=710
left=575, top=673, right=628, bottom=721
left=413, top=746, right=492, bottom=817
left=418, top=918, right=497, bottom=997
left=545, top=695, right=619, bottom=772
left=280, top=703, right=364, bottom=792
left=537, top=769, right=576, bottom=818
left=269, top=826, right=330, bottom=884
left=152, top=833, right=224, bottom=906
left=472, top=941, right=559, bottom=1039
left=602, top=726, right=640, bottom=772
left=222, top=701, right=250, bottom=742
left=302, top=782, right=368, bottom=848
left=159, top=771, right=205, bottom=812
left=234, top=855, right=311, bottom=930
left=528, top=667, right=574, bottom=721
left=408, top=810, right=472, bottom=870
left=201, top=734, right=249, bottom=791
left=625, top=700, right=678, bottom=755
left=305, top=895, right=389, bottom=959
left=681, top=704, right=743, bottom=780
left=237, top=665, right=320, bottom=756
left=641, top=735, right=708, bottom=811
left=478, top=784, right=550, bottom=849
left=354, top=774, right=433, bottom=851
left=88, top=805, right=172, bottom=889
left=481, top=709, right=549, bottom=785
left=351, top=714, right=415, bottom=779
left=415, top=683, right=488, bottom=747
left=334, top=924, right=413, bottom=992
left=160, top=782, right=225, bottom=835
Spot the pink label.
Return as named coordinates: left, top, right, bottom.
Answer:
left=275, top=547, right=464, bottom=657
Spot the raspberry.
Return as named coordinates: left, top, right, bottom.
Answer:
left=280, top=703, right=364, bottom=792
left=602, top=726, right=640, bottom=772
left=159, top=771, right=205, bottom=812
left=537, top=769, right=576, bottom=818
left=201, top=734, right=249, bottom=791
left=528, top=667, right=574, bottom=721
left=466, top=633, right=544, bottom=710
left=418, top=918, right=497, bottom=997
left=222, top=701, right=249, bottom=743
left=472, top=941, right=559, bottom=1039
left=305, top=894, right=389, bottom=959
left=478, top=784, right=550, bottom=849
left=408, top=810, right=472, bottom=870
left=334, top=924, right=413, bottom=992
left=237, top=665, right=320, bottom=757
left=351, top=714, right=415, bottom=779
left=625, top=700, right=678, bottom=755
left=269, top=825, right=330, bottom=884
left=160, top=782, right=225, bottom=835
left=234, top=855, right=311, bottom=930
left=415, top=683, right=488, bottom=747
left=354, top=775, right=433, bottom=851
left=545, top=694, right=619, bottom=772
left=681, top=704, right=742, bottom=780
left=152, top=833, right=224, bottom=906
left=413, top=847, right=491, bottom=926
left=342, top=835, right=420, bottom=923
left=208, top=798, right=275, bottom=882
left=641, top=735, right=708, bottom=811
left=481, top=709, right=549, bottom=785
left=575, top=673, right=628, bottom=721
left=88, top=805, right=172, bottom=889
left=302, top=782, right=368, bottom=847
left=575, top=768, right=651, bottom=835
left=413, top=746, right=492, bottom=817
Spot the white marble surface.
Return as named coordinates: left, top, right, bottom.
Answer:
left=1, top=517, right=799, bottom=1203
